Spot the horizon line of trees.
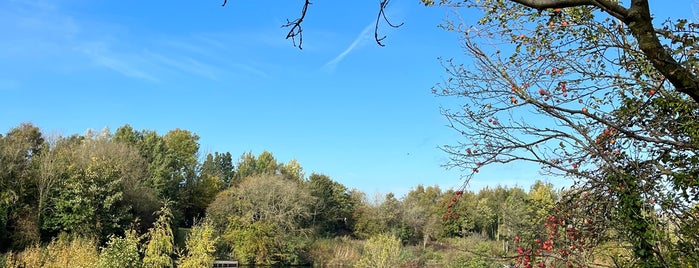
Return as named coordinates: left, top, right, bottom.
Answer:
left=0, top=122, right=566, bottom=266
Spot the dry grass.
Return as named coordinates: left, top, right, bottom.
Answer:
left=308, top=236, right=362, bottom=267
left=6, top=234, right=99, bottom=268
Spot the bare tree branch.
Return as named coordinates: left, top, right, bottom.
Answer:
left=375, top=0, right=404, bottom=47
left=282, top=0, right=312, bottom=49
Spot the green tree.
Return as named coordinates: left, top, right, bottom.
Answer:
left=352, top=193, right=387, bottom=239
left=163, top=129, right=200, bottom=226
left=41, top=134, right=147, bottom=242
left=0, top=123, right=44, bottom=249
left=234, top=151, right=279, bottom=181
left=306, top=173, right=355, bottom=237
left=402, top=185, right=443, bottom=247
left=499, top=187, right=529, bottom=253
left=200, top=152, right=234, bottom=188
left=143, top=204, right=175, bottom=268
left=208, top=174, right=315, bottom=265
left=97, top=229, right=142, bottom=268
left=177, top=220, right=217, bottom=268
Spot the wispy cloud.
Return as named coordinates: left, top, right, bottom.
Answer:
left=322, top=23, right=374, bottom=71
left=79, top=42, right=160, bottom=82
left=1, top=1, right=273, bottom=84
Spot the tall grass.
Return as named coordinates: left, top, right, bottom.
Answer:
left=308, top=236, right=362, bottom=267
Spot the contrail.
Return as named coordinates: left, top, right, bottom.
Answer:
left=323, top=23, right=374, bottom=70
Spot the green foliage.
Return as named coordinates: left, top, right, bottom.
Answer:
left=355, top=233, right=402, bottom=268
left=0, top=123, right=44, bottom=250
left=402, top=185, right=443, bottom=246
left=97, top=229, right=142, bottom=268
left=44, top=155, right=131, bottom=240
left=210, top=174, right=314, bottom=265
left=143, top=205, right=175, bottom=268
left=177, top=220, right=217, bottom=268
left=222, top=217, right=276, bottom=265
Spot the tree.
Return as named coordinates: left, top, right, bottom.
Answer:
left=143, top=204, right=175, bottom=268
left=0, top=123, right=44, bottom=249
left=500, top=187, right=529, bottom=253
left=208, top=174, right=315, bottom=265
left=97, top=229, right=142, bottom=268
left=200, top=152, right=234, bottom=188
left=162, top=129, right=201, bottom=226
left=233, top=151, right=279, bottom=181
left=305, top=173, right=355, bottom=237
left=41, top=133, right=147, bottom=242
left=402, top=185, right=443, bottom=247
left=177, top=220, right=217, bottom=268
left=429, top=0, right=699, bottom=265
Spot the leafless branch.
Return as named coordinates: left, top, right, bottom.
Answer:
left=282, top=0, right=312, bottom=49
left=375, top=0, right=404, bottom=47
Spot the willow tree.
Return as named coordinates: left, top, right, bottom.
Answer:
left=424, top=0, right=699, bottom=266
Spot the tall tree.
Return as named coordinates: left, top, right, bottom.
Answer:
left=143, top=204, right=175, bottom=268
left=306, top=173, right=355, bottom=237
left=0, top=123, right=44, bottom=249
left=42, top=135, right=137, bottom=242
left=403, top=185, right=444, bottom=247
left=429, top=0, right=699, bottom=265
left=163, top=129, right=200, bottom=226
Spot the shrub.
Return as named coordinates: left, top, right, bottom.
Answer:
left=355, top=233, right=402, bottom=268
left=177, top=220, right=217, bottom=268
left=44, top=234, right=99, bottom=268
left=97, top=229, right=142, bottom=268
left=143, top=205, right=175, bottom=268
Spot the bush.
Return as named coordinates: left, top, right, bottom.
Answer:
left=177, top=220, right=217, bottom=268
left=98, top=229, right=142, bottom=268
left=355, top=233, right=402, bottom=268
left=143, top=205, right=175, bottom=268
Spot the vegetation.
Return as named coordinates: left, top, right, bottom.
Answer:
left=0, top=116, right=696, bottom=267
left=2, top=1, right=698, bottom=266
left=424, top=0, right=699, bottom=266
left=0, top=122, right=562, bottom=267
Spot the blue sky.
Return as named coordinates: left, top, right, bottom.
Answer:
left=0, top=0, right=691, bottom=196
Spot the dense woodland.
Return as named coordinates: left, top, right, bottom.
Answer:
left=0, top=123, right=567, bottom=267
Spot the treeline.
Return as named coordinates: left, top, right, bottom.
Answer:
left=0, top=123, right=560, bottom=266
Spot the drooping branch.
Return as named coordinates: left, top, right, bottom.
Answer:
left=281, top=0, right=312, bottom=50
left=222, top=0, right=404, bottom=49
left=375, top=0, right=404, bottom=47
left=221, top=0, right=311, bottom=49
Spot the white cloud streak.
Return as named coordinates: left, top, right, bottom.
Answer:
left=2, top=1, right=271, bottom=83
left=323, top=23, right=374, bottom=71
